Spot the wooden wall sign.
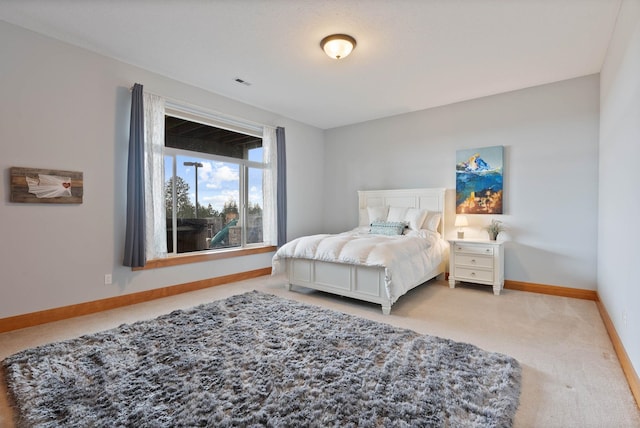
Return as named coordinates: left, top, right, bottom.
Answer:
left=10, top=167, right=83, bottom=204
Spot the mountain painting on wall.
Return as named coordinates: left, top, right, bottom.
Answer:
left=456, top=146, right=503, bottom=214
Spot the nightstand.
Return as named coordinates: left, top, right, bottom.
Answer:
left=448, top=239, right=505, bottom=295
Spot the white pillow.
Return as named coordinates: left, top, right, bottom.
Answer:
left=404, top=208, right=428, bottom=230
left=387, top=206, right=408, bottom=222
left=367, top=205, right=389, bottom=223
left=422, top=211, right=442, bottom=232
left=359, top=208, right=369, bottom=227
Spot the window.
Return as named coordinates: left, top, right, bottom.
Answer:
left=163, top=109, right=267, bottom=255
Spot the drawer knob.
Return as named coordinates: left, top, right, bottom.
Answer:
left=471, top=272, right=476, bottom=276
left=471, top=259, right=476, bottom=263
left=485, top=249, right=490, bottom=253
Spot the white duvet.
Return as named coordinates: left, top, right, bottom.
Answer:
left=272, top=227, right=448, bottom=303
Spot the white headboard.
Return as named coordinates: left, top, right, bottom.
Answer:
left=358, top=188, right=447, bottom=236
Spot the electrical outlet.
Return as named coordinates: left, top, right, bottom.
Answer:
left=104, top=274, right=112, bottom=285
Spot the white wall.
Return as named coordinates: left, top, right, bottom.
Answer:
left=599, top=0, right=640, bottom=378
left=324, top=75, right=600, bottom=290
left=0, top=22, right=325, bottom=318
left=0, top=13, right=625, bottom=332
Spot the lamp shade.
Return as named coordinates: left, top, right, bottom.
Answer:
left=455, top=215, right=469, bottom=227
left=321, top=34, right=356, bottom=59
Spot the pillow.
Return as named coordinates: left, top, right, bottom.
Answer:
left=369, top=221, right=406, bottom=236
left=367, top=205, right=389, bottom=223
left=404, top=208, right=428, bottom=230
left=405, top=228, right=441, bottom=241
left=359, top=208, right=369, bottom=227
left=422, top=211, right=442, bottom=232
left=387, top=206, right=409, bottom=222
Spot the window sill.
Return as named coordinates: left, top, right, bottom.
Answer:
left=132, top=245, right=277, bottom=271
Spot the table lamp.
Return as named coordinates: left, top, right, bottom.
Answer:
left=455, top=215, right=469, bottom=239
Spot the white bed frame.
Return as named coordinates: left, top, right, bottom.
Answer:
left=284, top=188, right=447, bottom=314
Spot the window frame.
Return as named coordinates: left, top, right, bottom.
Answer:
left=161, top=104, right=270, bottom=258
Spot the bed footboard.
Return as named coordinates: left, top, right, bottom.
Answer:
left=285, top=258, right=393, bottom=314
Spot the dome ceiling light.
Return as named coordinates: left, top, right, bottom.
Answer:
left=320, top=34, right=357, bottom=60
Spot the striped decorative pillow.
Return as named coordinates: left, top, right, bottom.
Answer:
left=369, top=221, right=406, bottom=236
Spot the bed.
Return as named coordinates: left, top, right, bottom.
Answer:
left=272, top=188, right=448, bottom=314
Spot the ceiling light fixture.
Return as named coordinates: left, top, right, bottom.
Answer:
left=320, top=34, right=356, bottom=60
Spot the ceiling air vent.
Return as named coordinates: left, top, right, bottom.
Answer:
left=234, top=78, right=251, bottom=86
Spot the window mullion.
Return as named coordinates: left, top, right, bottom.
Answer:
left=240, top=165, right=247, bottom=248
left=171, top=155, right=178, bottom=255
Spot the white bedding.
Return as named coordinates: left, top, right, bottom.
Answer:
left=272, top=227, right=448, bottom=303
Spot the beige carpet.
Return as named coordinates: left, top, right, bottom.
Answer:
left=1, top=275, right=639, bottom=427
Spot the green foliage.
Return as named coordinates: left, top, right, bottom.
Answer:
left=165, top=176, right=194, bottom=218
left=485, top=219, right=504, bottom=234
left=248, top=202, right=262, bottom=215
left=223, top=199, right=239, bottom=217
left=485, top=219, right=504, bottom=239
left=165, top=179, right=263, bottom=220
left=197, top=203, right=218, bottom=219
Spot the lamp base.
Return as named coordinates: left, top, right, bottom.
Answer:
left=457, top=231, right=465, bottom=239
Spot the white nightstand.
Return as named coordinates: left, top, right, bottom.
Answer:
left=448, top=239, right=505, bottom=295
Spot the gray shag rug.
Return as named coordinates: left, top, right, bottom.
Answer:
left=3, top=291, right=521, bottom=427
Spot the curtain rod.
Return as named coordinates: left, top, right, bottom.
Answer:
left=128, top=84, right=275, bottom=132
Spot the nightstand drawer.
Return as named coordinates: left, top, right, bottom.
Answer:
left=455, top=254, right=493, bottom=269
left=453, top=244, right=494, bottom=256
left=454, top=266, right=494, bottom=283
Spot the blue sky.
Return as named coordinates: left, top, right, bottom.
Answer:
left=165, top=150, right=264, bottom=213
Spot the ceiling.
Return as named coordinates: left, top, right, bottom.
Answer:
left=0, top=0, right=622, bottom=129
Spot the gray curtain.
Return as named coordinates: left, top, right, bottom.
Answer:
left=123, top=83, right=146, bottom=267
left=276, top=127, right=287, bottom=247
